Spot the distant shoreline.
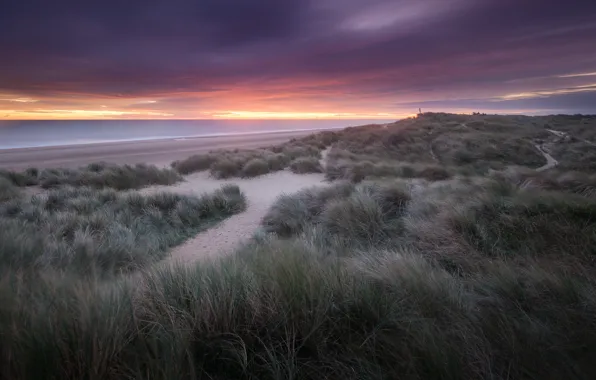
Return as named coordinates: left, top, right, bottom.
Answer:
left=0, top=128, right=342, bottom=170
left=0, top=126, right=349, bottom=151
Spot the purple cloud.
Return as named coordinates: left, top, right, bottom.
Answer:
left=1, top=0, right=596, bottom=117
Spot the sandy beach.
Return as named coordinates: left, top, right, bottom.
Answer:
left=0, top=129, right=319, bottom=170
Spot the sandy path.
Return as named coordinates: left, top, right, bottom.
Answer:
left=534, top=144, right=558, bottom=172
left=532, top=128, right=596, bottom=172
left=143, top=150, right=330, bottom=263
left=547, top=128, right=596, bottom=147
left=546, top=129, right=568, bottom=138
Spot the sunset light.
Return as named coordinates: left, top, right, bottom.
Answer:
left=2, top=2, right=596, bottom=377
left=1, top=1, right=595, bottom=119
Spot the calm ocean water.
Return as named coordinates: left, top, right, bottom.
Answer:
left=0, top=119, right=392, bottom=149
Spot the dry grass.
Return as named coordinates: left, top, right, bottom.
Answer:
left=0, top=177, right=21, bottom=202
left=289, top=156, right=322, bottom=174
left=2, top=221, right=595, bottom=379
left=241, top=158, right=270, bottom=177
left=0, top=185, right=247, bottom=275
left=3, top=113, right=596, bottom=379
left=0, top=162, right=182, bottom=190
left=171, top=133, right=333, bottom=178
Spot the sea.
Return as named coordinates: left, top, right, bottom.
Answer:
left=0, top=119, right=393, bottom=150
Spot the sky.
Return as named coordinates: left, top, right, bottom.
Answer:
left=1, top=0, right=596, bottom=120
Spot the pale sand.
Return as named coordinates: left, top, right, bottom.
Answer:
left=0, top=129, right=324, bottom=170
left=534, top=144, right=558, bottom=172
left=142, top=158, right=329, bottom=263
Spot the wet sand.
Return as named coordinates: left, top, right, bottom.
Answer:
left=0, top=130, right=318, bottom=170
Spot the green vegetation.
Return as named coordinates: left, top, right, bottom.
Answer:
left=3, top=113, right=596, bottom=379
left=2, top=214, right=595, bottom=379
left=0, top=177, right=21, bottom=202
left=324, top=113, right=556, bottom=182
left=171, top=132, right=334, bottom=178
left=492, top=166, right=596, bottom=198
left=241, top=157, right=270, bottom=177
left=0, top=162, right=182, bottom=190
left=541, top=114, right=596, bottom=143
left=289, top=156, right=322, bottom=174
left=0, top=184, right=246, bottom=275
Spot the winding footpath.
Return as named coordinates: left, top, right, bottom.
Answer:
left=144, top=149, right=330, bottom=264
left=534, top=144, right=559, bottom=172
left=532, top=128, right=596, bottom=172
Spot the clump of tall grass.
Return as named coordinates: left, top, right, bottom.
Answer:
left=1, top=163, right=182, bottom=190
left=0, top=168, right=38, bottom=187
left=262, top=181, right=410, bottom=250
left=548, top=140, right=596, bottom=171
left=265, top=153, right=290, bottom=171
left=490, top=166, right=596, bottom=198
left=171, top=154, right=216, bottom=174
left=2, top=237, right=595, bottom=379
left=210, top=158, right=241, bottom=178
left=0, top=177, right=20, bottom=202
left=241, top=158, right=270, bottom=178
left=325, top=150, right=452, bottom=182
left=262, top=182, right=355, bottom=237
left=396, top=175, right=596, bottom=273
left=39, top=162, right=182, bottom=189
left=451, top=186, right=596, bottom=261
left=171, top=136, right=327, bottom=177
left=0, top=184, right=246, bottom=274
left=289, top=156, right=322, bottom=174
left=432, top=131, right=546, bottom=168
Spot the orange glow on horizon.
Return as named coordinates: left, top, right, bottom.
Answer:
left=0, top=87, right=411, bottom=120
left=209, top=110, right=401, bottom=120
left=0, top=108, right=407, bottom=120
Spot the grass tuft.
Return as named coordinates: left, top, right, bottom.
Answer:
left=171, top=134, right=329, bottom=177
left=0, top=177, right=21, bottom=202
left=171, top=154, right=216, bottom=174
left=289, top=156, right=322, bottom=174
left=2, top=163, right=182, bottom=190
left=4, top=113, right=596, bottom=378
left=0, top=185, right=247, bottom=275
left=2, top=238, right=596, bottom=379
left=241, top=158, right=270, bottom=178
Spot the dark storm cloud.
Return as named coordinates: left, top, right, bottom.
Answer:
left=1, top=0, right=596, bottom=115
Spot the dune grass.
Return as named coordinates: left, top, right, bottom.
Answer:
left=452, top=188, right=596, bottom=260
left=288, top=156, right=322, bottom=174
left=0, top=168, right=39, bottom=187
left=0, top=184, right=246, bottom=275
left=263, top=172, right=596, bottom=271
left=171, top=133, right=331, bottom=178
left=170, top=112, right=596, bottom=184
left=325, top=148, right=453, bottom=182
left=540, top=114, right=596, bottom=143
left=2, top=233, right=595, bottom=379
left=0, top=162, right=182, bottom=190
left=490, top=166, right=596, bottom=198
left=322, top=113, right=558, bottom=183
left=0, top=177, right=21, bottom=202
left=241, top=157, right=270, bottom=177
left=3, top=113, right=596, bottom=379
